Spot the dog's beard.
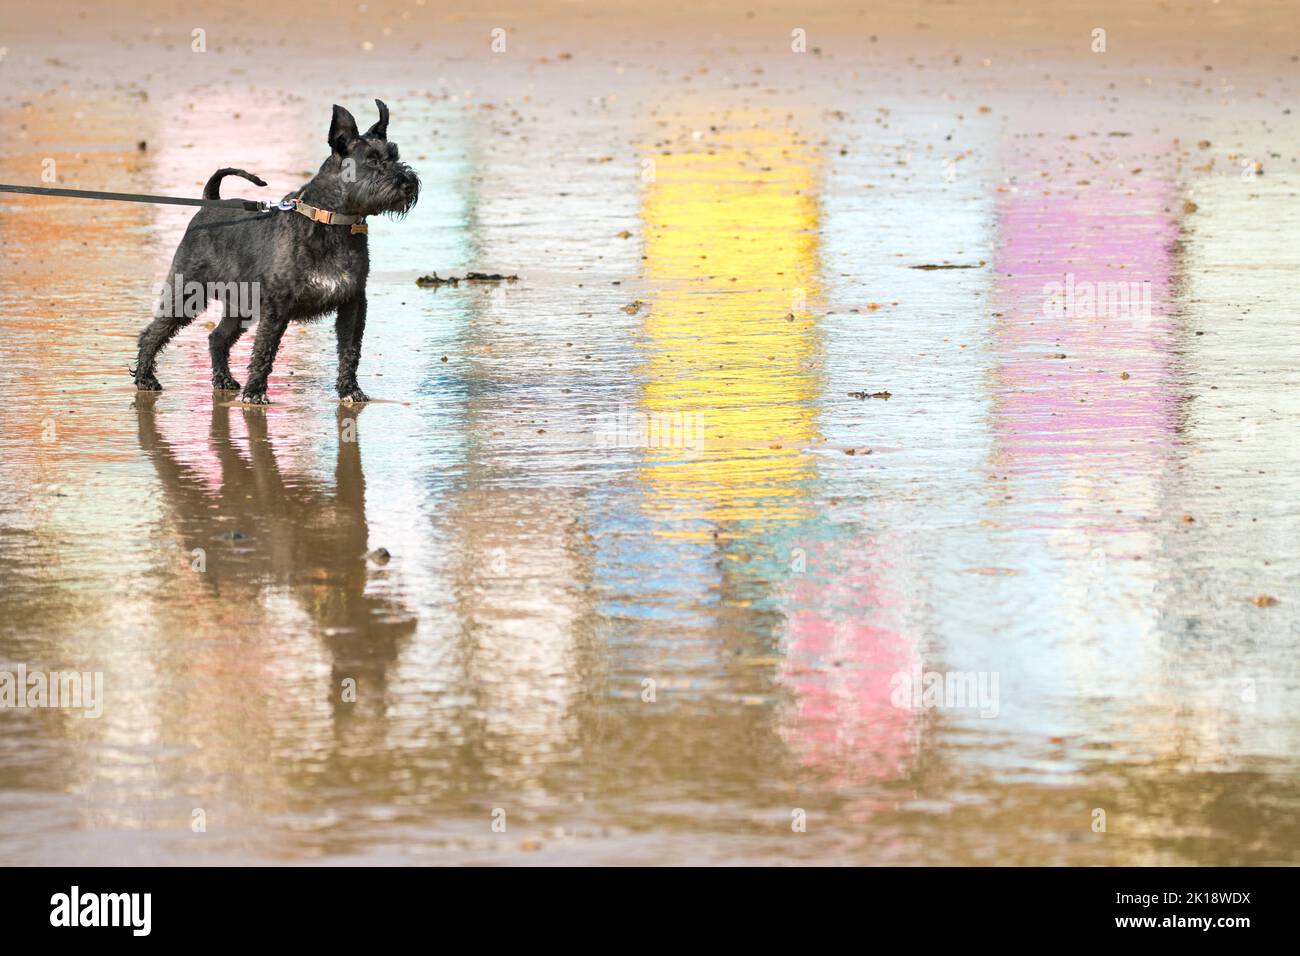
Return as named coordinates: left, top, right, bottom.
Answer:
left=353, top=169, right=419, bottom=219
left=380, top=188, right=417, bottom=220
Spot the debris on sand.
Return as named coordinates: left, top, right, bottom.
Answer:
left=622, top=300, right=646, bottom=314
left=1249, top=594, right=1279, bottom=607
left=416, top=272, right=519, bottom=287
left=848, top=390, right=891, bottom=400
left=367, top=548, right=391, bottom=565
left=910, top=262, right=984, bottom=270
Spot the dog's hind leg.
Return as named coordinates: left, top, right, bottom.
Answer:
left=134, top=270, right=204, bottom=391
left=209, top=309, right=250, bottom=392
left=240, top=312, right=289, bottom=405
left=134, top=314, right=190, bottom=391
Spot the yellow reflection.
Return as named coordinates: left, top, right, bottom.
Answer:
left=638, top=119, right=822, bottom=536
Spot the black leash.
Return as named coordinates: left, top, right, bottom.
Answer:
left=0, top=182, right=273, bottom=212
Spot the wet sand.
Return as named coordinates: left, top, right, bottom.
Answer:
left=1, top=1, right=1299, bottom=864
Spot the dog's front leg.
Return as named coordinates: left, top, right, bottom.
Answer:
left=335, top=294, right=369, bottom=404
left=241, top=312, right=289, bottom=405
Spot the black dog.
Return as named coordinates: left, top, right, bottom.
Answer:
left=133, top=99, right=419, bottom=404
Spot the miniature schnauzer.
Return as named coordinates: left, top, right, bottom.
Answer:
left=133, top=99, right=419, bottom=404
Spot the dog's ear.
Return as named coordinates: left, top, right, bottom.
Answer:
left=328, top=104, right=359, bottom=155
left=366, top=99, right=389, bottom=140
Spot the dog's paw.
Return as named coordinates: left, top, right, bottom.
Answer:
left=134, top=376, right=163, bottom=392
left=339, top=387, right=370, bottom=405
left=212, top=373, right=242, bottom=392
left=239, top=389, right=270, bottom=406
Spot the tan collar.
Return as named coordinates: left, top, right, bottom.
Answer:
left=292, top=198, right=368, bottom=234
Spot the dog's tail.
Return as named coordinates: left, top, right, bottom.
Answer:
left=203, top=167, right=268, bottom=200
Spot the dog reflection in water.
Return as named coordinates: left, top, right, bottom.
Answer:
left=134, top=396, right=416, bottom=732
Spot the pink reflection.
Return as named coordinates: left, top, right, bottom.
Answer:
left=153, top=403, right=326, bottom=494
left=779, top=542, right=919, bottom=791
left=990, top=144, right=1181, bottom=467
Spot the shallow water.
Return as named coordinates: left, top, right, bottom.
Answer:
left=1, top=21, right=1299, bottom=864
